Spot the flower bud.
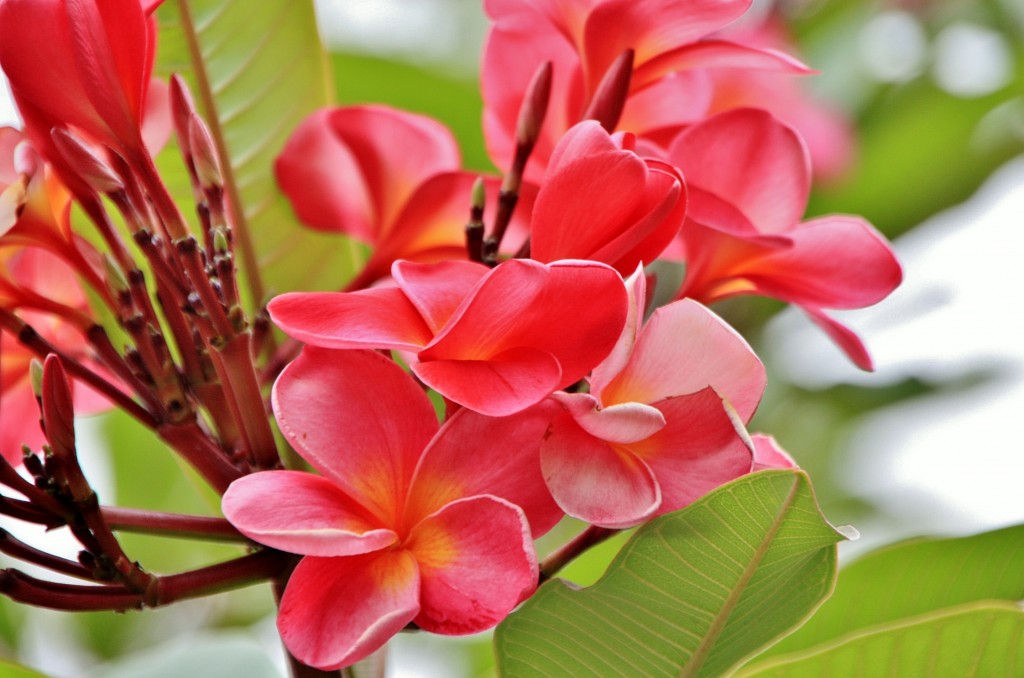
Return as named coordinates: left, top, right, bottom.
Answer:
left=515, top=61, right=552, bottom=151
left=583, top=48, right=634, bottom=132
left=40, top=355, right=76, bottom=460
left=170, top=74, right=199, bottom=155
left=188, top=114, right=223, bottom=190
left=50, top=128, right=123, bottom=194
left=29, top=359, right=44, bottom=399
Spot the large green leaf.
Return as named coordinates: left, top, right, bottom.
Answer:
left=736, top=602, right=1024, bottom=677
left=758, top=523, right=1024, bottom=660
left=494, top=470, right=845, bottom=678
left=154, top=0, right=360, bottom=302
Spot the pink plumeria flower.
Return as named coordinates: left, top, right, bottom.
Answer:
left=665, top=108, right=902, bottom=370
left=222, top=349, right=562, bottom=670
left=268, top=258, right=627, bottom=416
left=528, top=120, right=686, bottom=275
left=276, top=105, right=534, bottom=288
left=542, top=270, right=766, bottom=527
left=482, top=0, right=809, bottom=181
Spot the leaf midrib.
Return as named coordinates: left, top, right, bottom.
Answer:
left=679, top=477, right=802, bottom=678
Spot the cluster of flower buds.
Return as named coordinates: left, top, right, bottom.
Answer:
left=0, top=0, right=903, bottom=674
left=0, top=0, right=292, bottom=623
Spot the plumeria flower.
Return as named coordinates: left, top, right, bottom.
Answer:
left=223, top=348, right=562, bottom=670
left=268, top=257, right=627, bottom=416
left=664, top=108, right=902, bottom=369
left=528, top=120, right=686, bottom=275
left=276, top=105, right=534, bottom=288
left=542, top=269, right=766, bottom=527
left=482, top=0, right=809, bottom=181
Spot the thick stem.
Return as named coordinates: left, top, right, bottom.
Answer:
left=0, top=529, right=94, bottom=580
left=157, top=421, right=243, bottom=494
left=101, top=507, right=246, bottom=542
left=0, top=549, right=287, bottom=612
left=210, top=332, right=280, bottom=470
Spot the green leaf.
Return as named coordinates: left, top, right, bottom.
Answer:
left=494, top=470, right=845, bottom=678
left=0, top=660, right=49, bottom=678
left=735, top=602, right=1024, bottom=677
left=756, top=523, right=1024, bottom=660
left=154, top=0, right=361, bottom=302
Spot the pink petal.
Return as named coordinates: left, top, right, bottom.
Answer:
left=667, top=108, right=810, bottom=235
left=590, top=264, right=647, bottom=390
left=634, top=39, right=812, bottom=91
left=739, top=215, right=903, bottom=309
left=541, top=411, right=660, bottom=528
left=268, top=287, right=433, bottom=352
left=751, top=434, right=798, bottom=472
left=406, top=400, right=563, bottom=537
left=361, top=173, right=510, bottom=281
left=222, top=471, right=397, bottom=557
left=272, top=349, right=439, bottom=525
left=421, top=258, right=548, bottom=359
left=275, top=108, right=375, bottom=239
left=392, top=259, right=490, bottom=335
left=618, top=69, right=713, bottom=136
left=583, top=0, right=753, bottom=89
left=422, top=259, right=627, bottom=394
left=551, top=392, right=666, bottom=444
left=407, top=495, right=537, bottom=635
left=599, top=299, right=766, bottom=422
left=532, top=122, right=684, bottom=273
left=326, top=105, right=461, bottom=235
left=278, top=552, right=420, bottom=671
left=411, top=346, right=562, bottom=417
left=628, top=389, right=753, bottom=515
left=802, top=306, right=875, bottom=371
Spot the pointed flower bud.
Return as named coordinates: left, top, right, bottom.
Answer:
left=50, top=128, right=123, bottom=194
left=169, top=74, right=199, bottom=156
left=29, top=359, right=44, bottom=400
left=515, top=61, right=552, bottom=152
left=583, top=48, right=634, bottom=133
left=188, top=113, right=223, bottom=190
left=40, top=355, right=76, bottom=460
left=212, top=227, right=230, bottom=256
left=471, top=176, right=487, bottom=213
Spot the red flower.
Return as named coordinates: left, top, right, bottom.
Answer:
left=482, top=0, right=808, bottom=181
left=268, top=258, right=627, bottom=416
left=542, top=270, right=765, bottom=526
left=276, top=105, right=532, bottom=287
left=665, top=108, right=902, bottom=369
left=223, top=349, right=562, bottom=670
